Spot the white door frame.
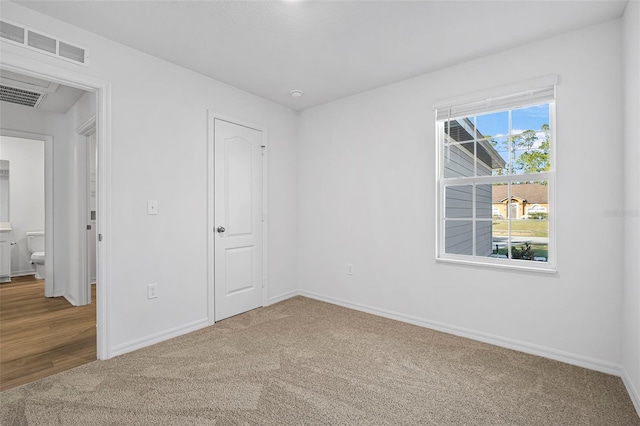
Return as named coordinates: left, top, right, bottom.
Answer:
left=0, top=128, right=54, bottom=296
left=207, top=111, right=268, bottom=325
left=76, top=116, right=96, bottom=306
left=0, top=52, right=112, bottom=360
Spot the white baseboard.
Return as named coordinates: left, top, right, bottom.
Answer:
left=64, top=293, right=78, bottom=306
left=621, top=367, right=640, bottom=417
left=298, top=290, right=623, bottom=377
left=11, top=270, right=36, bottom=277
left=110, top=318, right=210, bottom=358
left=267, top=290, right=299, bottom=305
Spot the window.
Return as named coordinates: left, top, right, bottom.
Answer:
left=435, top=79, right=556, bottom=272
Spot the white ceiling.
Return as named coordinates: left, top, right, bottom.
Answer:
left=13, top=0, right=628, bottom=111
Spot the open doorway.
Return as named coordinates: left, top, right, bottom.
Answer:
left=0, top=69, right=99, bottom=389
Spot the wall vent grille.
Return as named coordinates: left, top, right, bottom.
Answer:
left=59, top=41, right=85, bottom=64
left=0, top=85, right=45, bottom=108
left=0, top=20, right=24, bottom=43
left=0, top=20, right=88, bottom=65
left=27, top=30, right=57, bottom=54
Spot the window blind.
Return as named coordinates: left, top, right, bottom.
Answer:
left=436, top=86, right=555, bottom=121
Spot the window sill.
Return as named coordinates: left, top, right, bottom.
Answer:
left=436, top=256, right=557, bottom=274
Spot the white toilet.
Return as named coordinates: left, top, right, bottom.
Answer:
left=26, top=231, right=45, bottom=280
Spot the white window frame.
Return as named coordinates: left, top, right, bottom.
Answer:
left=434, top=76, right=557, bottom=273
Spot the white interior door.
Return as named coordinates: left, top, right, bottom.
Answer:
left=87, top=133, right=97, bottom=286
left=214, top=119, right=263, bottom=321
left=77, top=118, right=96, bottom=306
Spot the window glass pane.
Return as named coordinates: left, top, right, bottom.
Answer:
left=476, top=221, right=494, bottom=257
left=510, top=105, right=551, bottom=174
left=512, top=145, right=550, bottom=174
left=476, top=184, right=493, bottom=219
left=483, top=136, right=509, bottom=175
left=511, top=104, right=550, bottom=135
left=509, top=220, right=549, bottom=262
left=444, top=141, right=475, bottom=178
left=445, top=220, right=473, bottom=255
left=476, top=110, right=508, bottom=141
left=445, top=118, right=475, bottom=143
left=488, top=183, right=508, bottom=219
left=509, top=181, right=548, bottom=220
left=445, top=185, right=473, bottom=218
left=508, top=181, right=549, bottom=262
left=487, top=219, right=509, bottom=258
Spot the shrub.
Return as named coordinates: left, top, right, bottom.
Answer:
left=528, top=212, right=548, bottom=220
left=511, top=243, right=535, bottom=260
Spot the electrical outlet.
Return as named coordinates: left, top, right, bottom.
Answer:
left=147, top=283, right=158, bottom=299
left=347, top=264, right=354, bottom=275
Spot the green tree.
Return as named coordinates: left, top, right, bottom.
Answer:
left=490, top=124, right=550, bottom=175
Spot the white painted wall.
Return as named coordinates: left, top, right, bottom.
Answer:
left=622, top=0, right=640, bottom=415
left=1, top=2, right=298, bottom=355
left=298, top=19, right=624, bottom=372
left=0, top=136, right=44, bottom=275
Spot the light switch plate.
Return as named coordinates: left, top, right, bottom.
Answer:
left=147, top=283, right=158, bottom=299
left=347, top=264, right=354, bottom=275
left=147, top=200, right=158, bottom=215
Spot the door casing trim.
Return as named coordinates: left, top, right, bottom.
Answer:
left=1, top=51, right=112, bottom=360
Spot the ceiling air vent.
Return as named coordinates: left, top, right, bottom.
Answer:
left=0, top=20, right=88, bottom=65
left=0, top=85, right=45, bottom=108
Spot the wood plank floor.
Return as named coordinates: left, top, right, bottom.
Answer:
left=0, top=276, right=96, bottom=391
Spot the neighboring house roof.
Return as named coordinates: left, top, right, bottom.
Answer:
left=447, top=119, right=506, bottom=170
left=491, top=183, right=549, bottom=204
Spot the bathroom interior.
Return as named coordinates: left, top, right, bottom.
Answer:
left=0, top=135, right=97, bottom=292
left=0, top=136, right=47, bottom=285
left=0, top=69, right=97, bottom=295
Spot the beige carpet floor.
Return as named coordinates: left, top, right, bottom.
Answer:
left=1, top=296, right=638, bottom=425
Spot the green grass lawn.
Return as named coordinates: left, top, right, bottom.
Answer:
left=491, top=220, right=548, bottom=237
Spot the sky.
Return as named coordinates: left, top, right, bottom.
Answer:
left=476, top=103, right=550, bottom=140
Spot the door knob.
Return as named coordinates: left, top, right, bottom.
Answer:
left=217, top=226, right=226, bottom=233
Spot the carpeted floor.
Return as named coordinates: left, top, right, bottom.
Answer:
left=1, top=296, right=638, bottom=425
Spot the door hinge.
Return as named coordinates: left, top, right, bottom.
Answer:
left=98, top=234, right=103, bottom=242
left=261, top=145, right=265, bottom=156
